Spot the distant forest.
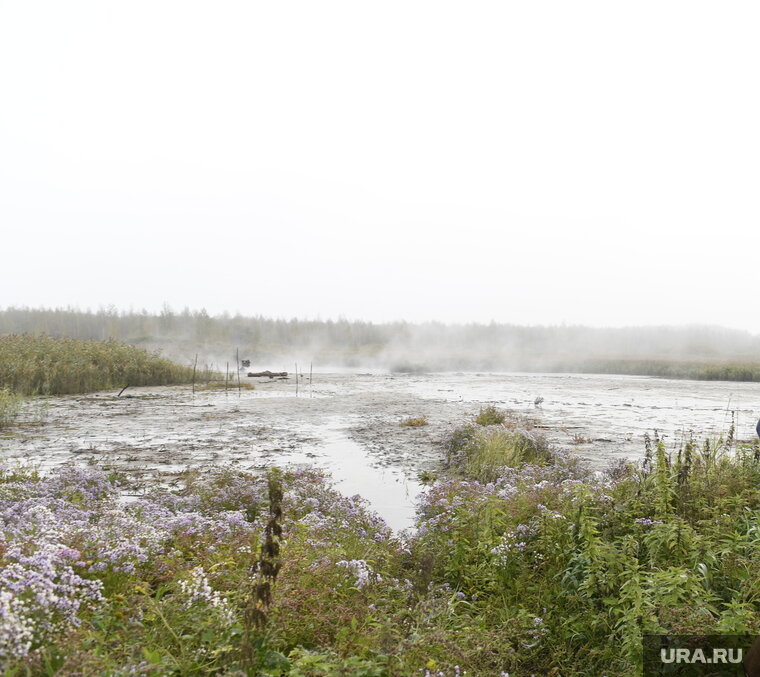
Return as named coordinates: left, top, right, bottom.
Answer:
left=2, top=306, right=760, bottom=379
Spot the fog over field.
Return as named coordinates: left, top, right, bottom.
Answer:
left=2, top=307, right=760, bottom=377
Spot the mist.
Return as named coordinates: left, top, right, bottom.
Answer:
left=2, top=2, right=760, bottom=336
left=3, top=307, right=759, bottom=378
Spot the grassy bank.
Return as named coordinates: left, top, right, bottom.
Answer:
left=1, top=413, right=760, bottom=674
left=0, top=334, right=198, bottom=395
left=559, top=358, right=760, bottom=382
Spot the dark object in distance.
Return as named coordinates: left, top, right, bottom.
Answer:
left=248, top=371, right=288, bottom=379
left=756, top=418, right=760, bottom=438
left=241, top=360, right=251, bottom=368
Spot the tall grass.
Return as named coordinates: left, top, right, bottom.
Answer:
left=0, top=334, right=197, bottom=395
left=445, top=422, right=555, bottom=482
left=0, top=387, right=21, bottom=428
left=474, top=405, right=505, bottom=426
left=564, top=358, right=760, bottom=381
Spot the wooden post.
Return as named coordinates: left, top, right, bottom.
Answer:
left=192, top=354, right=198, bottom=395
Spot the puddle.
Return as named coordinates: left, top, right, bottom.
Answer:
left=285, top=423, right=423, bottom=532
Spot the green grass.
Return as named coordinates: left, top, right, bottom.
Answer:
left=446, top=423, right=556, bottom=482
left=0, top=334, right=199, bottom=395
left=0, top=387, right=21, bottom=428
left=399, top=416, right=428, bottom=427
left=561, top=358, right=760, bottom=381
left=474, top=405, right=505, bottom=426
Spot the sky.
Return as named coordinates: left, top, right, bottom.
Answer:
left=1, top=1, right=759, bottom=332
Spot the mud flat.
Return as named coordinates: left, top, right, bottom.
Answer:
left=3, top=371, right=759, bottom=529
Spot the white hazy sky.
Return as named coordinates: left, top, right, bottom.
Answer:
left=1, top=1, right=759, bottom=331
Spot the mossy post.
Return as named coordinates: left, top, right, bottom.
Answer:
left=241, top=468, right=283, bottom=669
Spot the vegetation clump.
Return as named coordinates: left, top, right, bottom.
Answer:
left=0, top=465, right=397, bottom=675
left=0, top=334, right=197, bottom=395
left=569, top=358, right=760, bottom=382
left=0, top=387, right=22, bottom=428
left=445, top=423, right=556, bottom=482
left=474, top=405, right=506, bottom=426
left=400, top=416, right=428, bottom=427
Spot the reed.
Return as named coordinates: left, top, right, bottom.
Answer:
left=0, top=334, right=198, bottom=395
left=566, top=358, right=760, bottom=382
left=0, top=387, right=21, bottom=428
left=449, top=425, right=555, bottom=482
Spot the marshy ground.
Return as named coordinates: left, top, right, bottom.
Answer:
left=3, top=371, right=760, bottom=675
left=3, top=371, right=759, bottom=529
